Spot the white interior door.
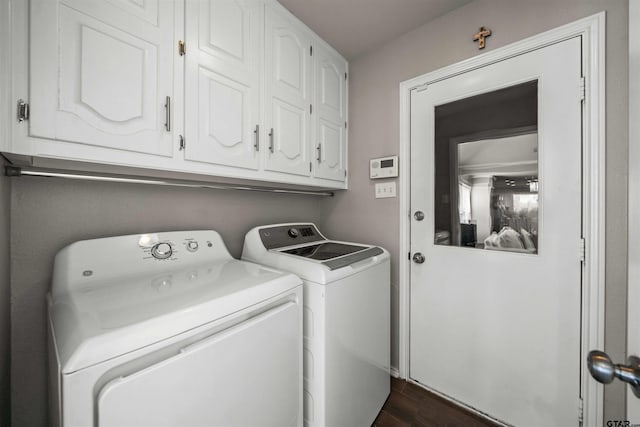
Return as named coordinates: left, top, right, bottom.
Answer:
left=410, top=37, right=583, bottom=427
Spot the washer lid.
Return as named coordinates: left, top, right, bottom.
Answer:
left=242, top=223, right=390, bottom=283
left=49, top=259, right=301, bottom=373
left=280, top=242, right=368, bottom=260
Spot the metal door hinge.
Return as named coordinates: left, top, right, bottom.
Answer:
left=345, top=72, right=347, bottom=81
left=17, top=99, right=29, bottom=122
left=579, top=76, right=586, bottom=102
left=178, top=40, right=186, bottom=56
left=179, top=135, right=185, bottom=150
left=344, top=169, right=347, bottom=178
left=310, top=104, right=313, bottom=114
left=309, top=162, right=312, bottom=173
left=310, top=45, right=313, bottom=56
left=578, top=397, right=584, bottom=424
left=579, top=238, right=586, bottom=263
left=413, top=83, right=428, bottom=93
left=345, top=121, right=347, bottom=130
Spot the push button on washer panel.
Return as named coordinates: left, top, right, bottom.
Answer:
left=288, top=228, right=299, bottom=238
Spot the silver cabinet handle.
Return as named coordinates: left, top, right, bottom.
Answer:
left=17, top=99, right=29, bottom=122
left=316, top=144, right=321, bottom=162
left=412, top=253, right=425, bottom=264
left=588, top=350, right=640, bottom=398
left=164, top=96, right=171, bottom=132
left=268, top=128, right=274, bottom=153
left=414, top=211, right=425, bottom=221
left=254, top=124, right=260, bottom=151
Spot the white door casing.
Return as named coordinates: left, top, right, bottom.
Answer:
left=399, top=13, right=605, bottom=427
left=628, top=0, right=640, bottom=422
left=184, top=0, right=262, bottom=170
left=30, top=0, right=174, bottom=156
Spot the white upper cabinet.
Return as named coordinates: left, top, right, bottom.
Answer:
left=264, top=5, right=313, bottom=177
left=6, top=0, right=348, bottom=188
left=29, top=0, right=175, bottom=157
left=313, top=43, right=347, bottom=182
left=184, top=0, right=262, bottom=170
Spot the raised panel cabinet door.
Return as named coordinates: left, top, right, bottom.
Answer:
left=315, top=43, right=346, bottom=123
left=264, top=5, right=312, bottom=177
left=30, top=0, right=174, bottom=157
left=314, top=118, right=345, bottom=182
left=184, top=0, right=261, bottom=170
left=314, top=43, right=347, bottom=182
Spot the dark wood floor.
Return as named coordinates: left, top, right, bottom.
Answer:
left=373, top=378, right=502, bottom=427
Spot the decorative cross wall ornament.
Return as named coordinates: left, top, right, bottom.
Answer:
left=473, top=26, right=492, bottom=49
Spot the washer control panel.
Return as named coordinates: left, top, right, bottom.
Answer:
left=259, top=224, right=324, bottom=249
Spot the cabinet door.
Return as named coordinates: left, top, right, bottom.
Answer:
left=30, top=0, right=174, bottom=157
left=314, top=44, right=347, bottom=182
left=184, top=0, right=261, bottom=170
left=264, top=6, right=312, bottom=177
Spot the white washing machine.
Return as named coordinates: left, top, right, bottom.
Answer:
left=48, top=230, right=303, bottom=427
left=242, top=223, right=390, bottom=427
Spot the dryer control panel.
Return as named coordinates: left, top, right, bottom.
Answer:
left=51, top=230, right=232, bottom=298
left=137, top=234, right=208, bottom=262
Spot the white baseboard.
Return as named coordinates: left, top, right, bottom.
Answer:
left=390, top=367, right=401, bottom=379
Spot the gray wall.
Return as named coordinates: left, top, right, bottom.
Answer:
left=326, top=0, right=628, bottom=419
left=5, top=0, right=630, bottom=425
left=1, top=158, right=11, bottom=427
left=9, top=176, right=326, bottom=427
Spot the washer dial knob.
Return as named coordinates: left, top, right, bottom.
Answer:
left=186, top=241, right=199, bottom=252
left=151, top=242, right=173, bottom=259
left=288, top=228, right=299, bottom=238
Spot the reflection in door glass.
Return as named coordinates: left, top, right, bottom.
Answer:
left=434, top=81, right=539, bottom=254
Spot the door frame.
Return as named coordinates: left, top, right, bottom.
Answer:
left=398, top=13, right=606, bottom=427
left=628, top=0, right=639, bottom=421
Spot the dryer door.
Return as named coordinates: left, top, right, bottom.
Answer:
left=97, top=298, right=301, bottom=427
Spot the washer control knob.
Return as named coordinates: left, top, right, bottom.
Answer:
left=151, top=242, right=173, bottom=259
left=288, top=228, right=299, bottom=238
left=186, top=241, right=199, bottom=252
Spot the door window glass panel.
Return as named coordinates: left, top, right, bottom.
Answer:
left=433, top=80, right=539, bottom=254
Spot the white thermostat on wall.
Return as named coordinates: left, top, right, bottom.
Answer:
left=370, top=155, right=398, bottom=179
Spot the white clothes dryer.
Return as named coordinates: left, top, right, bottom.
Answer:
left=48, top=230, right=303, bottom=427
left=242, top=223, right=390, bottom=427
